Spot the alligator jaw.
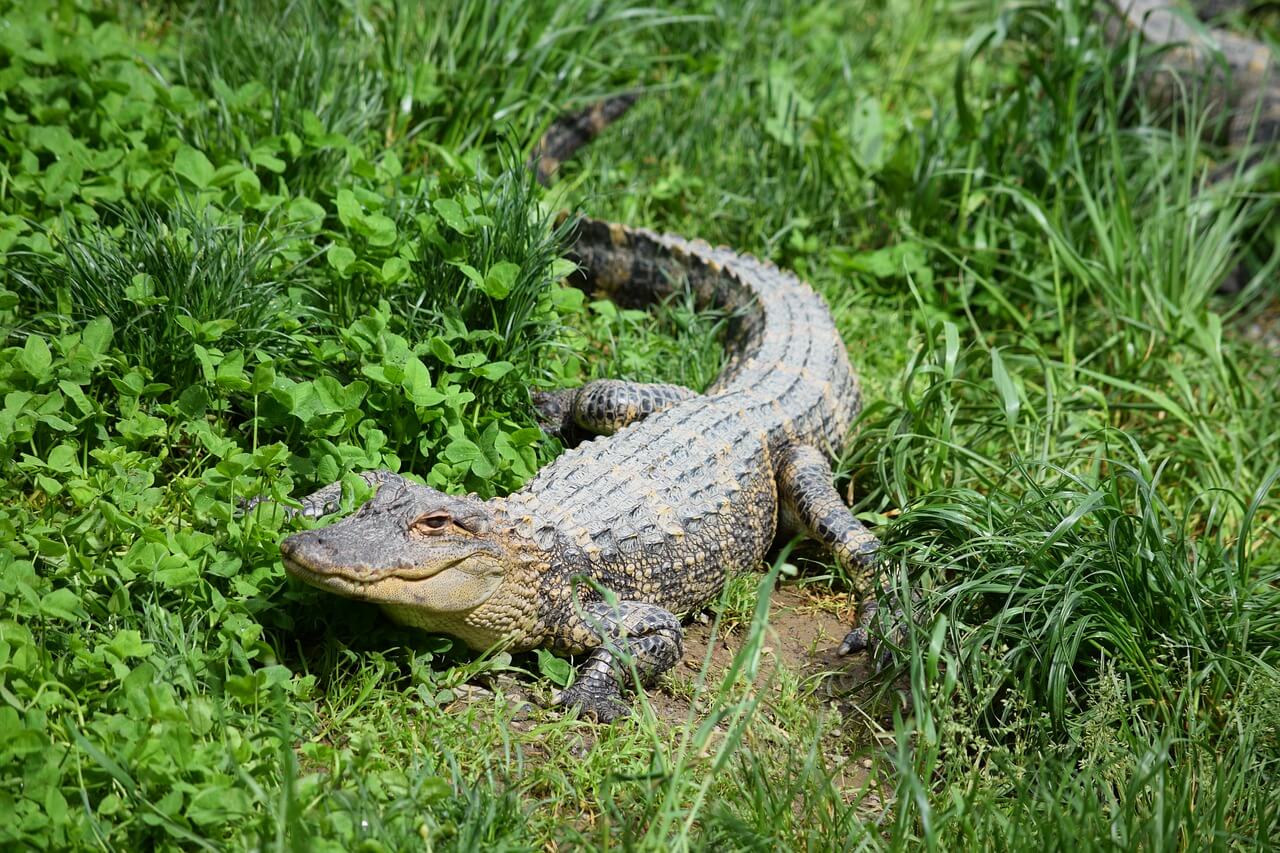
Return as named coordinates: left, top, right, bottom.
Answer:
left=281, top=552, right=378, bottom=599
left=279, top=538, right=482, bottom=594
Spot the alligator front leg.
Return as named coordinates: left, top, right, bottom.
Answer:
left=775, top=444, right=908, bottom=662
left=532, top=379, right=698, bottom=438
left=556, top=600, right=684, bottom=722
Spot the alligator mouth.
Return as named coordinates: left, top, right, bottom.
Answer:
left=280, top=549, right=485, bottom=592
left=281, top=555, right=380, bottom=599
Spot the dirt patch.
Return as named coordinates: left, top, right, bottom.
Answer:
left=451, top=584, right=879, bottom=720
left=443, top=582, right=892, bottom=808
left=641, top=584, right=888, bottom=798
left=452, top=582, right=886, bottom=739
left=656, top=583, right=889, bottom=803
left=645, top=584, right=875, bottom=721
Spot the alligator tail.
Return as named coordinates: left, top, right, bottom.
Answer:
left=529, top=92, right=640, bottom=186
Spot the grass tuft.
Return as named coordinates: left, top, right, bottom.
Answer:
left=173, top=0, right=385, bottom=199
left=9, top=202, right=295, bottom=388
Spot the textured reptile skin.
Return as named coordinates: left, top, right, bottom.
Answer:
left=280, top=217, right=883, bottom=720
left=277, top=77, right=893, bottom=721
left=528, top=93, right=639, bottom=184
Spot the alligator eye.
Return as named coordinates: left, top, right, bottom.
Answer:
left=413, top=512, right=452, bottom=533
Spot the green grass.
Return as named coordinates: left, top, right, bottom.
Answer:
left=1, top=0, right=1279, bottom=848
left=9, top=201, right=298, bottom=388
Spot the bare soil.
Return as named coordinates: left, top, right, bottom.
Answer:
left=644, top=584, right=876, bottom=722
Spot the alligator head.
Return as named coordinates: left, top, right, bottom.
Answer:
left=280, top=473, right=512, bottom=622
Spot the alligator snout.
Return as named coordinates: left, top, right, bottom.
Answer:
left=279, top=530, right=336, bottom=574
left=280, top=531, right=322, bottom=559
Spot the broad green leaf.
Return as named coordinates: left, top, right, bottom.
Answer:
left=434, top=198, right=470, bottom=234
left=173, top=145, right=215, bottom=188
left=177, top=384, right=211, bottom=417
left=363, top=213, right=397, bottom=246
left=233, top=168, right=261, bottom=204
left=453, top=262, right=483, bottom=288
left=46, top=444, right=80, bottom=473
left=39, top=587, right=83, bottom=621
left=58, top=380, right=94, bottom=417
left=472, top=361, right=514, bottom=381
left=327, top=244, right=356, bottom=274
left=381, top=256, right=409, bottom=283
left=536, top=648, right=572, bottom=687
left=187, top=785, right=251, bottom=827
left=335, top=188, right=363, bottom=228
left=154, top=555, right=199, bottom=588
left=550, top=258, right=578, bottom=280
left=428, top=337, right=457, bottom=364
left=44, top=787, right=68, bottom=827
left=81, top=316, right=113, bottom=355
left=251, top=362, right=276, bottom=394
left=106, top=629, right=154, bottom=660
left=250, top=148, right=286, bottom=173
left=444, top=435, right=484, bottom=464
left=508, top=427, right=542, bottom=446
left=483, top=261, right=519, bottom=299
left=403, top=358, right=445, bottom=406
left=287, top=196, right=326, bottom=224
left=19, top=335, right=52, bottom=379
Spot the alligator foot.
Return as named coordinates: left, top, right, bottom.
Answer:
left=533, top=380, right=699, bottom=440
left=531, top=388, right=577, bottom=439
left=555, top=680, right=632, bottom=723
left=838, top=590, right=916, bottom=670
left=552, top=600, right=684, bottom=723
left=776, top=444, right=880, bottom=574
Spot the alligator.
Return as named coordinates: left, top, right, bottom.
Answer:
left=278, top=108, right=888, bottom=722
left=1105, top=0, right=1279, bottom=152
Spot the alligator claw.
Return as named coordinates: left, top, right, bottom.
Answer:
left=838, top=591, right=914, bottom=671
left=837, top=625, right=870, bottom=657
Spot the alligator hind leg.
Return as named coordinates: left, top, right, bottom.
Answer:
left=556, top=600, right=684, bottom=722
left=533, top=379, right=698, bottom=438
left=775, top=444, right=905, bottom=661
